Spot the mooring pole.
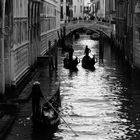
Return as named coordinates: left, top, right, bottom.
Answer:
left=49, top=41, right=51, bottom=71
left=54, top=39, right=58, bottom=70
left=99, top=32, right=104, bottom=61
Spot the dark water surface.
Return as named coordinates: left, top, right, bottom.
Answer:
left=55, top=35, right=140, bottom=140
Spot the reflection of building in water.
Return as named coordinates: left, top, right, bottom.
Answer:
left=0, top=0, right=60, bottom=95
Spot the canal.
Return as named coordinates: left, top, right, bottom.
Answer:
left=55, top=34, right=140, bottom=140
left=4, top=34, right=140, bottom=140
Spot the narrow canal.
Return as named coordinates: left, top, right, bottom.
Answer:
left=54, top=34, right=140, bottom=140
left=4, top=34, right=140, bottom=140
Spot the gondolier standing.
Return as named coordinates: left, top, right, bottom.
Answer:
left=69, top=45, right=74, bottom=62
left=84, top=45, right=91, bottom=57
left=29, top=81, right=44, bottom=120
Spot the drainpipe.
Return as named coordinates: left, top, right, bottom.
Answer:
left=0, top=0, right=6, bottom=95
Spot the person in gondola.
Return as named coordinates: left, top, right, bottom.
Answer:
left=29, top=81, right=44, bottom=120
left=69, top=45, right=74, bottom=62
left=84, top=45, right=91, bottom=58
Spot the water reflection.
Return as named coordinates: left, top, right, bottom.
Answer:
left=55, top=35, right=140, bottom=140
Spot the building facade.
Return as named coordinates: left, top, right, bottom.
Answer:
left=60, top=0, right=84, bottom=22
left=0, top=0, right=13, bottom=95
left=60, top=0, right=73, bottom=22
left=40, top=0, right=60, bottom=55
left=115, top=0, right=140, bottom=69
left=128, top=0, right=140, bottom=68
left=0, top=0, right=60, bottom=95
left=91, top=0, right=105, bottom=18
left=72, top=0, right=84, bottom=19
left=115, top=0, right=127, bottom=52
left=105, top=0, right=116, bottom=22
left=84, top=0, right=92, bottom=18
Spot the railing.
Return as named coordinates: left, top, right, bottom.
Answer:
left=61, top=19, right=112, bottom=27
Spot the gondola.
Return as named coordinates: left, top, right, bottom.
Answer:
left=41, top=102, right=60, bottom=128
left=82, top=55, right=96, bottom=70
left=32, top=102, right=60, bottom=129
left=63, top=57, right=80, bottom=70
left=32, top=87, right=61, bottom=129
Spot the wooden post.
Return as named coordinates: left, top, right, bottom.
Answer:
left=55, top=39, right=58, bottom=70
left=60, top=28, right=63, bottom=38
left=63, top=26, right=66, bottom=38
left=99, top=33, right=104, bottom=61
left=49, top=41, right=51, bottom=71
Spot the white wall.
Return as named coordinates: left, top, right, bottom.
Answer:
left=97, top=0, right=105, bottom=18
left=73, top=0, right=84, bottom=18
left=91, top=0, right=105, bottom=18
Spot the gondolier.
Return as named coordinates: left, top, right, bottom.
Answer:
left=29, top=81, right=44, bottom=120
left=84, top=45, right=91, bottom=57
left=68, top=45, right=74, bottom=62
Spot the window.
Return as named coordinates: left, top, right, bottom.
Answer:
left=80, top=6, right=82, bottom=13
left=61, top=6, right=63, bottom=20
left=74, top=6, right=76, bottom=13
left=97, top=1, right=100, bottom=10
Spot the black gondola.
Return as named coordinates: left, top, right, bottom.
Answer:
left=41, top=102, right=60, bottom=127
left=32, top=102, right=60, bottom=129
left=82, top=55, right=97, bottom=70
left=63, top=57, right=80, bottom=70
left=32, top=87, right=61, bottom=129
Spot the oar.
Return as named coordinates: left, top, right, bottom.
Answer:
left=43, top=97, right=78, bottom=137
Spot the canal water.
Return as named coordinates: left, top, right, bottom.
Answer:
left=4, top=34, right=140, bottom=140
left=54, top=34, right=140, bottom=140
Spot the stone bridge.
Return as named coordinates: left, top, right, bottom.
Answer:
left=61, top=20, right=115, bottom=38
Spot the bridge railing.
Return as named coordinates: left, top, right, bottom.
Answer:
left=96, top=21, right=111, bottom=27
left=61, top=20, right=112, bottom=27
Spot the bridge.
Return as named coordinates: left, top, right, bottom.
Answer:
left=60, top=20, right=115, bottom=38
